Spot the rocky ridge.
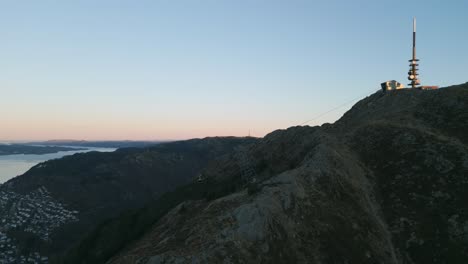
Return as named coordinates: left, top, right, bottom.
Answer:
left=106, top=83, right=468, bottom=264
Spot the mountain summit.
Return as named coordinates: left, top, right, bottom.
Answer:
left=2, top=83, right=467, bottom=264
left=103, top=83, right=468, bottom=264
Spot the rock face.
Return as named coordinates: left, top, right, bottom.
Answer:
left=107, top=83, right=468, bottom=264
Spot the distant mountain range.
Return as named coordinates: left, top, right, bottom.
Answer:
left=0, top=139, right=156, bottom=156
left=24, top=140, right=166, bottom=149
left=0, top=144, right=85, bottom=156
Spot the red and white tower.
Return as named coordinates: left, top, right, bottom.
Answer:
left=408, top=17, right=421, bottom=88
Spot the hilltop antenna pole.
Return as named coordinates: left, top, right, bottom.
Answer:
left=408, top=17, right=420, bottom=88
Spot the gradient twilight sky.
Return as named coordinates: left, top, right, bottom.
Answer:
left=1, top=1, right=467, bottom=141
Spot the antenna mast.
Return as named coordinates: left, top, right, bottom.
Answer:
left=408, top=17, right=420, bottom=88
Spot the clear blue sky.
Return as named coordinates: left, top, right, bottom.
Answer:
left=1, top=0, right=467, bottom=140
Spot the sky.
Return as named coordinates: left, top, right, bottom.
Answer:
left=1, top=0, right=467, bottom=141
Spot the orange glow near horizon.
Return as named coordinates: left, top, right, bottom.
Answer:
left=0, top=116, right=304, bottom=141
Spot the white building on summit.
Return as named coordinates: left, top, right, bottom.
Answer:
left=381, top=80, right=405, bottom=91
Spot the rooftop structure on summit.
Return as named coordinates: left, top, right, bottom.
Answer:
left=420, top=85, right=439, bottom=90
left=381, top=80, right=404, bottom=92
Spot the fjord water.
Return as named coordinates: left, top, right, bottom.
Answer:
left=0, top=147, right=115, bottom=183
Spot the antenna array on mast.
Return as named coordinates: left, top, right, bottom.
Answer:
left=408, top=17, right=421, bottom=88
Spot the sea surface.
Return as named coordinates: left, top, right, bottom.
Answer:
left=0, top=146, right=115, bottom=183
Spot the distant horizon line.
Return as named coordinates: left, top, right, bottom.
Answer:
left=0, top=135, right=260, bottom=143
left=0, top=139, right=174, bottom=143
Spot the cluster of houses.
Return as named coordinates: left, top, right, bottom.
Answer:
left=0, top=185, right=79, bottom=263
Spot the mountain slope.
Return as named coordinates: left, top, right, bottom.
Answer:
left=0, top=137, right=256, bottom=262
left=105, top=83, right=468, bottom=264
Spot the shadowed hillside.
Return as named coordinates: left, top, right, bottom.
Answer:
left=68, top=83, right=468, bottom=264
left=0, top=137, right=257, bottom=261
